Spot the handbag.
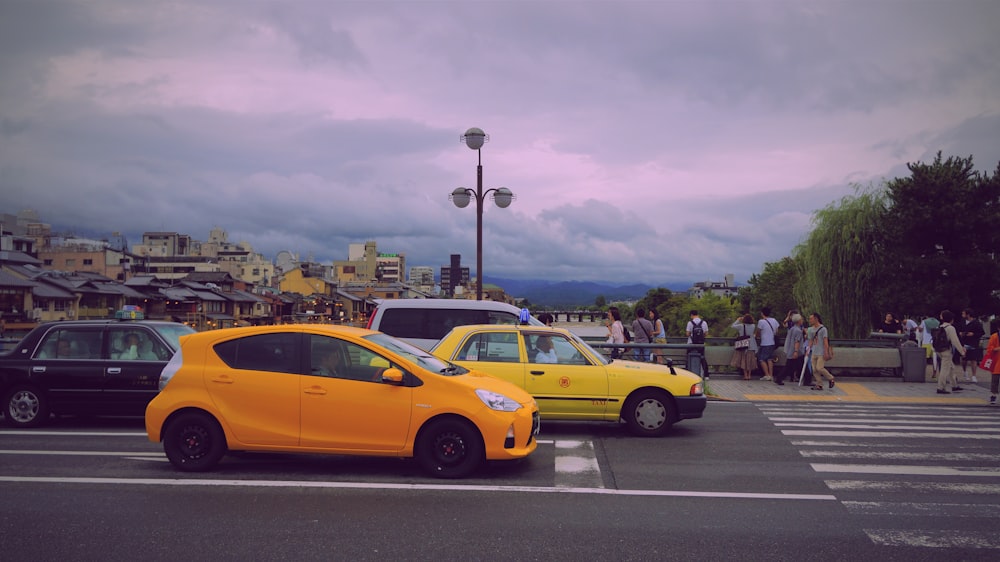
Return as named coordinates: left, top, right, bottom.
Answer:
left=734, top=324, right=751, bottom=349
left=981, top=351, right=997, bottom=372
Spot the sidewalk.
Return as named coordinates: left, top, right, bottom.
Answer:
left=704, top=368, right=996, bottom=405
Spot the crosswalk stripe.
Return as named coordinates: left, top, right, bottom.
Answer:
left=844, top=501, right=1000, bottom=517
left=865, top=529, right=1000, bottom=549
left=770, top=417, right=1000, bottom=425
left=776, top=423, right=998, bottom=431
left=825, top=480, right=1000, bottom=494
left=791, top=440, right=994, bottom=448
left=783, top=430, right=1000, bottom=439
left=811, top=463, right=1000, bottom=477
left=553, top=440, right=603, bottom=489
left=801, top=450, right=1000, bottom=461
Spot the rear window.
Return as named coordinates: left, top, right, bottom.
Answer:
left=214, top=333, right=299, bottom=374
left=378, top=309, right=511, bottom=341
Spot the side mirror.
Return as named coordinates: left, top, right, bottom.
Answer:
left=666, top=358, right=676, bottom=375
left=380, top=367, right=405, bottom=385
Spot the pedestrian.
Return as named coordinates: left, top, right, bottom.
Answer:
left=632, top=306, right=655, bottom=362
left=984, top=319, right=1000, bottom=406
left=959, top=308, right=984, bottom=383
left=756, top=307, right=780, bottom=381
left=902, top=314, right=919, bottom=342
left=538, top=312, right=554, bottom=326
left=777, top=313, right=805, bottom=386
left=686, top=310, right=710, bottom=379
left=648, top=309, right=667, bottom=363
left=729, top=313, right=758, bottom=381
left=877, top=312, right=903, bottom=334
left=606, top=307, right=626, bottom=359
left=935, top=309, right=966, bottom=394
left=807, top=312, right=836, bottom=390
left=918, top=314, right=941, bottom=379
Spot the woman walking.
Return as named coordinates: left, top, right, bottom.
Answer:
left=985, top=319, right=1000, bottom=406
left=730, top=314, right=758, bottom=381
left=606, top=306, right=626, bottom=359
left=807, top=312, right=836, bottom=390
left=649, top=309, right=667, bottom=363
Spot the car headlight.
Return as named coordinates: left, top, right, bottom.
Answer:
left=475, top=389, right=523, bottom=412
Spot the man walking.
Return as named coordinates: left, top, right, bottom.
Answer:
left=632, top=306, right=655, bottom=362
left=935, top=310, right=966, bottom=394
left=757, top=307, right=780, bottom=381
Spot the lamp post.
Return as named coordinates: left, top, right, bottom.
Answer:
left=450, top=127, right=514, bottom=300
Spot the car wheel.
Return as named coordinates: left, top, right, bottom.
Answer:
left=162, top=412, right=227, bottom=472
left=416, top=418, right=484, bottom=479
left=622, top=390, right=675, bottom=437
left=4, top=385, right=49, bottom=428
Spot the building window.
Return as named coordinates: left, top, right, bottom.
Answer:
left=83, top=259, right=93, bottom=265
left=65, top=259, right=76, bottom=266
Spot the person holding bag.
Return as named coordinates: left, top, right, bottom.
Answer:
left=730, top=314, right=758, bottom=381
left=606, top=306, right=626, bottom=359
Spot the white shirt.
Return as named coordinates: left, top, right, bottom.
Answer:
left=686, top=318, right=708, bottom=344
left=535, top=349, right=558, bottom=364
left=757, top=317, right=779, bottom=346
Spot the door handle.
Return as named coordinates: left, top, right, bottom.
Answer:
left=106, top=367, right=122, bottom=375
left=210, top=376, right=234, bottom=384
left=530, top=370, right=545, bottom=375
left=32, top=366, right=46, bottom=373
left=304, top=386, right=327, bottom=395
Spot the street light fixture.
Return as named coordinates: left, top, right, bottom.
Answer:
left=449, top=127, right=515, bottom=300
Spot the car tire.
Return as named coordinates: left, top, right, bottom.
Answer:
left=622, top=390, right=675, bottom=437
left=4, top=385, right=49, bottom=428
left=416, top=418, right=484, bottom=479
left=162, top=412, right=227, bottom=472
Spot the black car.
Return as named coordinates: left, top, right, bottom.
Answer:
left=0, top=320, right=196, bottom=427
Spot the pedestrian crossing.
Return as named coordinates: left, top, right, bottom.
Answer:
left=758, top=402, right=1000, bottom=551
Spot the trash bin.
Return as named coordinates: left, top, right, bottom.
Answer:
left=899, top=342, right=926, bottom=382
left=686, top=348, right=703, bottom=376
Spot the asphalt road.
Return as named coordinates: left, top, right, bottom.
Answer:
left=1, top=401, right=997, bottom=561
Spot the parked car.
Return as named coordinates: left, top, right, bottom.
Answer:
left=366, top=298, right=544, bottom=349
left=145, top=324, right=540, bottom=478
left=431, top=324, right=706, bottom=437
left=0, top=320, right=196, bottom=427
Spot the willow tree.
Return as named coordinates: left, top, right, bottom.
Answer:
left=793, top=185, right=887, bottom=339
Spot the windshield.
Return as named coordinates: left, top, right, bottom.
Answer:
left=364, top=332, right=469, bottom=376
left=151, top=324, right=197, bottom=350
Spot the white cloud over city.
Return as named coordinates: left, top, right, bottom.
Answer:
left=1, top=0, right=998, bottom=285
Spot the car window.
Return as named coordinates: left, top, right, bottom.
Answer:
left=214, top=333, right=299, bottom=374
left=35, top=328, right=102, bottom=360
left=487, top=311, right=520, bottom=325
left=109, top=327, right=171, bottom=361
left=524, top=333, right=593, bottom=365
left=310, top=335, right=392, bottom=383
left=457, top=332, right=520, bottom=363
left=379, top=309, right=490, bottom=341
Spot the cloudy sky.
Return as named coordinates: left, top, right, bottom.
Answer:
left=2, top=0, right=998, bottom=286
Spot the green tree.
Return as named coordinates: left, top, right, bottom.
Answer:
left=878, top=152, right=1000, bottom=316
left=595, top=295, right=606, bottom=308
left=793, top=184, right=886, bottom=339
left=745, top=257, right=799, bottom=316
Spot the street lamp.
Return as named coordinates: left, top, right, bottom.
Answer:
left=449, top=127, right=515, bottom=300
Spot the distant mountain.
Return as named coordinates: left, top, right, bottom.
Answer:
left=486, top=277, right=692, bottom=307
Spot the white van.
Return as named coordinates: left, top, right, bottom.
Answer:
left=366, top=299, right=543, bottom=349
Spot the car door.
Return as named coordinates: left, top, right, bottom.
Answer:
left=447, top=330, right=526, bottom=387
left=206, top=332, right=301, bottom=446
left=521, top=332, right=610, bottom=419
left=30, top=326, right=106, bottom=413
left=102, top=326, right=174, bottom=415
left=299, top=335, right=412, bottom=451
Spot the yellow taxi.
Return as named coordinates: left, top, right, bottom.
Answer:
left=145, top=325, right=539, bottom=478
left=431, top=325, right=705, bottom=437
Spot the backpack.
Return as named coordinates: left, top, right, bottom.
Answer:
left=932, top=324, right=952, bottom=352
left=690, top=319, right=706, bottom=344
left=622, top=325, right=632, bottom=343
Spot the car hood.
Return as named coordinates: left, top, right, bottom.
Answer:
left=454, top=368, right=536, bottom=406
left=606, top=360, right=703, bottom=383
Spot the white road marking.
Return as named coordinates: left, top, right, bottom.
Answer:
left=844, top=501, right=1000, bottom=517
left=770, top=417, right=1000, bottom=425
left=553, top=440, right=603, bottom=489
left=0, top=449, right=163, bottom=457
left=776, top=423, right=998, bottom=431
left=791, top=440, right=993, bottom=448
left=825, top=480, right=1000, bottom=495
left=801, top=450, right=1000, bottom=461
left=783, top=430, right=1000, bottom=439
left=0, top=431, right=147, bottom=437
left=0, top=476, right=837, bottom=500
left=811, top=463, right=1000, bottom=477
left=865, top=529, right=1000, bottom=549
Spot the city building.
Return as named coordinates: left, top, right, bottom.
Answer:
left=688, top=273, right=738, bottom=299
left=440, top=254, right=470, bottom=297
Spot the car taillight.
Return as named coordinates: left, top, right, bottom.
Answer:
left=158, top=351, right=184, bottom=391
left=366, top=309, right=377, bottom=330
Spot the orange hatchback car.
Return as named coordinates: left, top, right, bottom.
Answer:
left=145, top=325, right=539, bottom=478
